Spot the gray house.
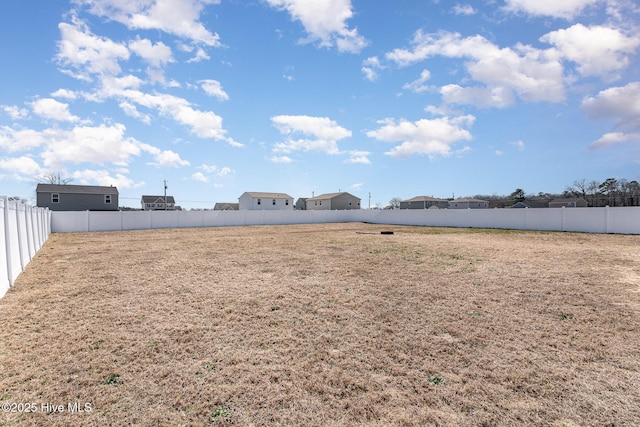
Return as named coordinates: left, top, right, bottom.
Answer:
left=448, top=198, right=489, bottom=209
left=141, top=195, right=176, bottom=210
left=400, top=196, right=449, bottom=209
left=36, top=184, right=118, bottom=211
left=213, top=202, right=239, bottom=211
left=306, top=192, right=361, bottom=210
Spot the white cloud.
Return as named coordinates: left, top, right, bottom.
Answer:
left=503, top=0, right=600, bottom=19
left=589, top=132, right=640, bottom=149
left=56, top=18, right=130, bottom=79
left=128, top=37, right=174, bottom=68
left=510, top=140, right=526, bottom=151
left=386, top=30, right=565, bottom=106
left=403, top=69, right=432, bottom=93
left=2, top=105, right=28, bottom=120
left=200, top=79, right=229, bottom=101
left=440, top=84, right=516, bottom=108
left=0, top=156, right=42, bottom=176
left=97, top=87, right=240, bottom=146
left=582, top=81, right=640, bottom=148
left=270, top=156, right=294, bottom=163
left=266, top=0, right=368, bottom=53
left=31, top=98, right=81, bottom=122
left=542, top=24, right=640, bottom=79
left=51, top=88, right=78, bottom=99
left=78, top=0, right=222, bottom=46
left=119, top=101, right=152, bottom=124
left=345, top=150, right=371, bottom=164
left=186, top=47, right=210, bottom=63
left=216, top=166, right=233, bottom=177
left=362, top=56, right=383, bottom=81
left=0, top=126, right=47, bottom=152
left=147, top=149, right=190, bottom=168
left=453, top=4, right=476, bottom=15
left=40, top=123, right=143, bottom=168
left=71, top=168, right=140, bottom=188
left=192, top=171, right=209, bottom=182
left=366, top=115, right=475, bottom=159
left=271, top=115, right=351, bottom=155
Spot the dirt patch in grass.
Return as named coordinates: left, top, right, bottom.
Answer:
left=1, top=222, right=639, bottom=426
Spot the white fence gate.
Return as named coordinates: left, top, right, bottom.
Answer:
left=1, top=197, right=51, bottom=298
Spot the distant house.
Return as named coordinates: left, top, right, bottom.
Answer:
left=213, top=202, right=239, bottom=211
left=400, top=196, right=449, bottom=209
left=295, top=198, right=308, bottom=210
left=306, top=192, right=361, bottom=210
left=549, top=198, right=587, bottom=208
left=141, top=195, right=176, bottom=211
left=509, top=201, right=548, bottom=209
left=238, top=192, right=294, bottom=210
left=36, top=184, right=118, bottom=211
left=448, top=198, right=489, bottom=209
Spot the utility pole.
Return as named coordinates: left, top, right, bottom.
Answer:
left=164, top=180, right=168, bottom=210
left=368, top=192, right=371, bottom=209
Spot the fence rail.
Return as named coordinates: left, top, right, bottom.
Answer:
left=1, top=197, right=51, bottom=298
left=50, top=206, right=640, bottom=234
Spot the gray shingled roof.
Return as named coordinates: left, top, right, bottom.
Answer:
left=141, top=195, right=176, bottom=204
left=36, top=184, right=118, bottom=195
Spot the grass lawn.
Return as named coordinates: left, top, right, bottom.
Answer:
left=1, top=223, right=639, bottom=426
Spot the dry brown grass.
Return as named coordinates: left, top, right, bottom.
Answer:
left=1, top=222, right=639, bottom=426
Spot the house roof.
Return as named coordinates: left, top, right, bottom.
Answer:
left=401, top=196, right=447, bottom=202
left=241, top=192, right=293, bottom=199
left=141, top=195, right=176, bottom=204
left=451, top=198, right=488, bottom=203
left=36, top=184, right=119, bottom=195
left=307, top=192, right=360, bottom=201
left=213, top=203, right=239, bottom=210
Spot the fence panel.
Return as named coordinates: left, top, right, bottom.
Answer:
left=49, top=206, right=640, bottom=235
left=1, top=197, right=51, bottom=299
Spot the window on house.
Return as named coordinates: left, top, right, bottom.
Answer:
left=286, top=200, right=289, bottom=205
left=257, top=199, right=261, bottom=205
left=273, top=199, right=276, bottom=205
left=105, top=195, right=111, bottom=204
left=314, top=201, right=317, bottom=206
left=319, top=201, right=322, bottom=205
left=52, top=193, right=59, bottom=203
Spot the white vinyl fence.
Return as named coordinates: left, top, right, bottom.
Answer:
left=1, top=197, right=51, bottom=298
left=51, top=206, right=640, bottom=234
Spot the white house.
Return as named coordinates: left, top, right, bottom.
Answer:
left=238, top=192, right=294, bottom=210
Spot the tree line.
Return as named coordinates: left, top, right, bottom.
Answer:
left=389, top=177, right=640, bottom=209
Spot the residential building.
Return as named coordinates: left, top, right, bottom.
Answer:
left=448, top=198, right=489, bottom=209
left=141, top=195, right=176, bottom=211
left=295, top=198, right=308, bottom=210
left=213, top=203, right=239, bottom=211
left=36, top=184, right=118, bottom=211
left=400, top=196, right=449, bottom=209
left=238, top=192, right=294, bottom=210
left=306, top=192, right=361, bottom=210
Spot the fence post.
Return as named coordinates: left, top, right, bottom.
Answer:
left=3, top=196, right=13, bottom=287
left=15, top=201, right=25, bottom=271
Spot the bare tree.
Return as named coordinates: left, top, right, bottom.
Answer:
left=389, top=197, right=402, bottom=209
left=40, top=171, right=72, bottom=185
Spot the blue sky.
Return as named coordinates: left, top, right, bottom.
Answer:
left=1, top=0, right=639, bottom=209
